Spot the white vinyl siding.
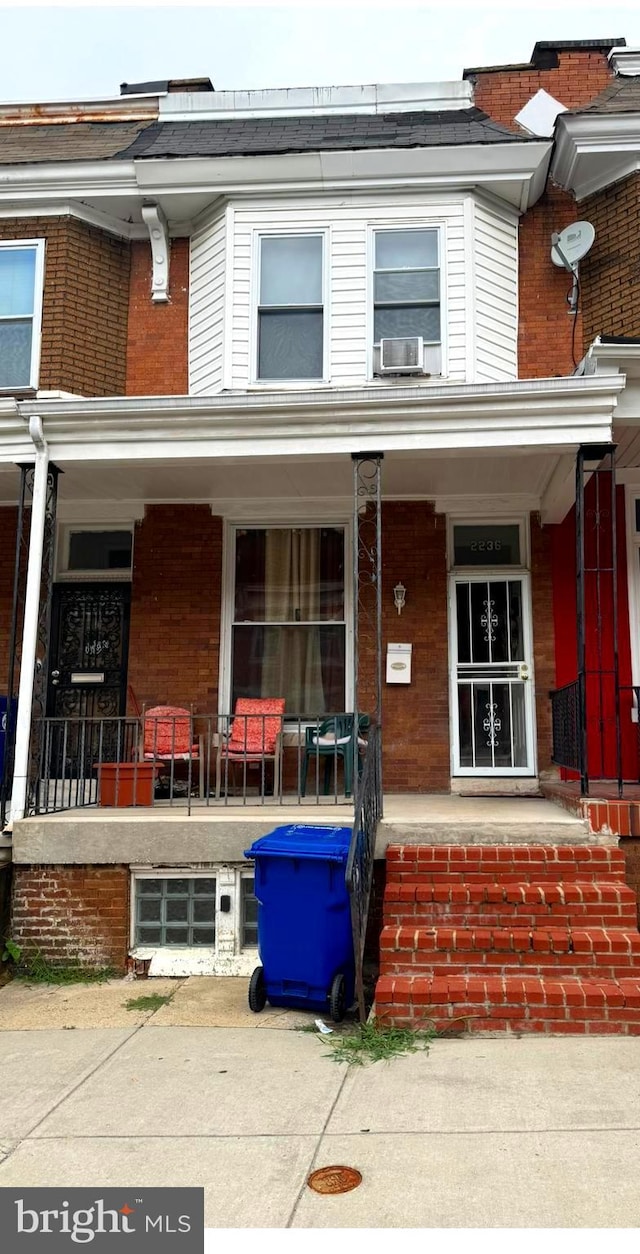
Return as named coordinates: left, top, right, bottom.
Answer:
left=474, top=199, right=519, bottom=383
left=189, top=202, right=227, bottom=394
left=188, top=191, right=520, bottom=393
left=231, top=194, right=466, bottom=389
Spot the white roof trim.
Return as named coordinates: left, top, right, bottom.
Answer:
left=0, top=376, right=622, bottom=465
left=159, top=80, right=474, bottom=121
left=0, top=143, right=552, bottom=219
left=552, top=112, right=640, bottom=200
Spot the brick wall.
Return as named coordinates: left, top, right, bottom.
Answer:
left=469, top=49, right=614, bottom=378
left=125, top=239, right=189, bottom=395
left=379, top=502, right=450, bottom=791
left=531, top=514, right=555, bottom=773
left=11, top=865, right=129, bottom=970
left=580, top=173, right=640, bottom=343
left=0, top=216, right=130, bottom=396
left=127, top=505, right=222, bottom=711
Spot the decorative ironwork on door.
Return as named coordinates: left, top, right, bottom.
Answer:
left=454, top=577, right=532, bottom=773
left=48, top=584, right=131, bottom=720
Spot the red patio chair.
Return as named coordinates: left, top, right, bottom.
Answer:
left=215, top=697, right=285, bottom=799
left=142, top=705, right=205, bottom=799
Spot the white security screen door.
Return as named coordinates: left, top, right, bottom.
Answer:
left=450, top=573, right=535, bottom=776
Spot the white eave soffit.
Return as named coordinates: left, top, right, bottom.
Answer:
left=552, top=114, right=640, bottom=200
left=0, top=140, right=553, bottom=227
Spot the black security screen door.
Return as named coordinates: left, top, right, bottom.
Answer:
left=47, top=583, right=131, bottom=719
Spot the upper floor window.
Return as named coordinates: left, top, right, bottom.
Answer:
left=373, top=228, right=440, bottom=344
left=0, top=240, right=45, bottom=391
left=257, top=234, right=324, bottom=381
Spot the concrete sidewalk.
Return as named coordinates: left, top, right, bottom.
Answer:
left=1, top=1022, right=640, bottom=1226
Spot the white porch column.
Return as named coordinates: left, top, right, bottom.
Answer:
left=8, top=417, right=49, bottom=828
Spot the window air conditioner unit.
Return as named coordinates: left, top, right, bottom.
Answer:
left=378, top=336, right=425, bottom=375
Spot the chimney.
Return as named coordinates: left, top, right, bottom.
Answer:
left=120, top=77, right=214, bottom=96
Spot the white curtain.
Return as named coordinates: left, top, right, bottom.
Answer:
left=261, top=529, right=325, bottom=713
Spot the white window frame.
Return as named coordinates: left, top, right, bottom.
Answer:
left=55, top=523, right=134, bottom=582
left=0, top=238, right=45, bottom=393
left=129, top=868, right=258, bottom=969
left=446, top=514, right=536, bottom=778
left=219, top=517, right=354, bottom=717
left=446, top=515, right=530, bottom=573
left=250, top=228, right=330, bottom=386
left=367, top=223, right=446, bottom=381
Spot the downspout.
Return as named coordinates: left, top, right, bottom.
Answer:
left=7, top=416, right=49, bottom=829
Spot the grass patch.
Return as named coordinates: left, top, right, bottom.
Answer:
left=15, top=952, right=118, bottom=985
left=124, top=993, right=174, bottom=1013
left=322, top=1017, right=435, bottom=1066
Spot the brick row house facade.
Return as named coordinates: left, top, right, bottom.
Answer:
left=3, top=40, right=640, bottom=1029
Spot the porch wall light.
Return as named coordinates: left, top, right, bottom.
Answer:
left=393, top=582, right=406, bottom=615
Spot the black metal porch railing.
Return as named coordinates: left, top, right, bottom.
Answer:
left=28, top=712, right=368, bottom=815
left=346, top=720, right=382, bottom=1023
left=550, top=682, right=640, bottom=794
left=550, top=679, right=582, bottom=776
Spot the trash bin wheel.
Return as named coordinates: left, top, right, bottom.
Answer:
left=329, top=973, right=346, bottom=1023
left=248, top=965, right=267, bottom=1013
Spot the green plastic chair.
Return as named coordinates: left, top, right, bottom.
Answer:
left=300, top=714, right=369, bottom=798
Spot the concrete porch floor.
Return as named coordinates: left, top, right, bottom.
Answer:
left=8, top=793, right=598, bottom=867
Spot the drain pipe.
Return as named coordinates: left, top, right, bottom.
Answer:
left=7, top=416, right=49, bottom=829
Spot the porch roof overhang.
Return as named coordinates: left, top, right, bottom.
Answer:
left=0, top=375, right=623, bottom=467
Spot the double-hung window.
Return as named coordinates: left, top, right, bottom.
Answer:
left=0, top=240, right=45, bottom=390
left=257, top=234, right=324, bottom=380
left=373, top=228, right=441, bottom=370
left=231, top=525, right=346, bottom=716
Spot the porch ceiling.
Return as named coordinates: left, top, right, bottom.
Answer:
left=0, top=449, right=559, bottom=511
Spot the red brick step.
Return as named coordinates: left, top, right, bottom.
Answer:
left=375, top=973, right=640, bottom=1034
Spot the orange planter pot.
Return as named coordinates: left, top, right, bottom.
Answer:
left=98, top=763, right=155, bottom=807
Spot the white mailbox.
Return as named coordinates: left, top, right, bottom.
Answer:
left=386, top=642, right=412, bottom=684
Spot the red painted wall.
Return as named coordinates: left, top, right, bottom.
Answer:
left=551, top=484, right=636, bottom=781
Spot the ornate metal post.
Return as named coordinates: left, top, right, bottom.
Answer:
left=352, top=452, right=383, bottom=779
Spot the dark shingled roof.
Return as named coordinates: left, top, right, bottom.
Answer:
left=0, top=120, right=153, bottom=165
left=572, top=75, right=640, bottom=114
left=116, top=108, right=529, bottom=161
left=0, top=107, right=530, bottom=167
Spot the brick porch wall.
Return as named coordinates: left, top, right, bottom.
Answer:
left=531, top=513, right=555, bottom=774
left=122, top=502, right=553, bottom=791
left=379, top=501, right=450, bottom=791
left=11, top=865, right=129, bottom=970
left=127, top=504, right=222, bottom=712
left=0, top=216, right=130, bottom=396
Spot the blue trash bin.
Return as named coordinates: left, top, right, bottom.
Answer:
left=244, top=823, right=355, bottom=1021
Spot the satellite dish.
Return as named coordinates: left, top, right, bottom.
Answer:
left=551, top=221, right=595, bottom=271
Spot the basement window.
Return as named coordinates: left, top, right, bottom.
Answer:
left=0, top=240, right=45, bottom=391
left=135, top=877, right=217, bottom=947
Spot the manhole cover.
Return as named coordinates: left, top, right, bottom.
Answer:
left=307, top=1166, right=362, bottom=1195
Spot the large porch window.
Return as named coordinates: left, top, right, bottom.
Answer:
left=230, top=525, right=347, bottom=715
